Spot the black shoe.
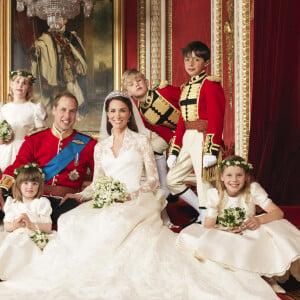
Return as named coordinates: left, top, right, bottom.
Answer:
left=166, top=194, right=179, bottom=203
left=182, top=216, right=201, bottom=228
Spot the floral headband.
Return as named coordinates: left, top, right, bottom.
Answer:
left=14, top=163, right=45, bottom=180
left=9, top=70, right=36, bottom=83
left=218, top=159, right=253, bottom=172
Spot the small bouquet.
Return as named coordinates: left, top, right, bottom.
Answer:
left=0, top=120, right=14, bottom=142
left=92, top=176, right=127, bottom=208
left=30, top=230, right=49, bottom=250
left=217, top=207, right=246, bottom=229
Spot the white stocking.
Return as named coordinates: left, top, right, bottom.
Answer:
left=155, top=154, right=170, bottom=198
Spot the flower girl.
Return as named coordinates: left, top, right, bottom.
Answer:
left=0, top=163, right=52, bottom=280
left=177, top=155, right=300, bottom=293
left=0, top=70, right=46, bottom=173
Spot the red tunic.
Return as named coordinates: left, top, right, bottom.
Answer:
left=134, top=84, right=181, bottom=144
left=0, top=128, right=97, bottom=193
left=170, top=73, right=225, bottom=156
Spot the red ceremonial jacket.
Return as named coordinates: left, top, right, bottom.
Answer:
left=134, top=83, right=181, bottom=144
left=0, top=127, right=97, bottom=192
left=170, top=72, right=225, bottom=156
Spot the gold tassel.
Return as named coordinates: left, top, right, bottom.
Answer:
left=202, top=151, right=223, bottom=182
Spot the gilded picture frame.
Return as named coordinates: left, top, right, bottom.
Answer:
left=0, top=0, right=124, bottom=134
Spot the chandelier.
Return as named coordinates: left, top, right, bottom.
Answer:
left=16, top=0, right=94, bottom=30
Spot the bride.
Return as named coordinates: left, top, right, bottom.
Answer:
left=0, top=91, right=278, bottom=299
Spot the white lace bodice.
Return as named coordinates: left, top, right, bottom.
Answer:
left=80, top=128, right=159, bottom=200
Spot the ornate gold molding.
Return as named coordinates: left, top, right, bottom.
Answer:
left=150, top=0, right=161, bottom=87
left=234, top=0, right=251, bottom=159
left=211, top=0, right=222, bottom=79
left=138, top=0, right=146, bottom=76
left=113, top=0, right=124, bottom=90
left=0, top=0, right=11, bottom=103
left=224, top=0, right=234, bottom=107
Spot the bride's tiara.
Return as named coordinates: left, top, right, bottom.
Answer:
left=105, top=90, right=131, bottom=102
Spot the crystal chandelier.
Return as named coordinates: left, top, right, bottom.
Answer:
left=16, top=0, right=94, bottom=30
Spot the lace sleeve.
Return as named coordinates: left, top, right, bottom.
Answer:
left=79, top=142, right=105, bottom=200
left=138, top=135, right=159, bottom=193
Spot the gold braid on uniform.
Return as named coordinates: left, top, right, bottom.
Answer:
left=0, top=175, right=15, bottom=190
left=202, top=134, right=223, bottom=182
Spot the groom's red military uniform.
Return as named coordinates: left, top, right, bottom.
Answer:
left=0, top=127, right=96, bottom=195
left=0, top=126, right=97, bottom=225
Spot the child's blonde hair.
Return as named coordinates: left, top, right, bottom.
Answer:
left=8, top=70, right=35, bottom=102
left=12, top=164, right=44, bottom=201
left=216, top=155, right=253, bottom=210
left=122, top=69, right=146, bottom=90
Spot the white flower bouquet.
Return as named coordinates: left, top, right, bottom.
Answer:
left=30, top=230, right=49, bottom=250
left=217, top=207, right=246, bottom=229
left=0, top=120, right=14, bottom=142
left=92, top=176, right=127, bottom=208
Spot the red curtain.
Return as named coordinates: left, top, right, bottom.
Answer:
left=248, top=0, right=300, bottom=205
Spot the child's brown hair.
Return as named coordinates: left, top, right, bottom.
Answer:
left=13, top=164, right=44, bottom=201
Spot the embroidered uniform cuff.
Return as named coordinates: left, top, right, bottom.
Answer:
left=203, top=134, right=220, bottom=156
left=0, top=175, right=15, bottom=190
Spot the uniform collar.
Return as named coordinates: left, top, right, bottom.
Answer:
left=189, top=71, right=207, bottom=84
left=51, top=125, right=74, bottom=139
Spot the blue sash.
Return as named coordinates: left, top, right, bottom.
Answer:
left=42, top=133, right=91, bottom=182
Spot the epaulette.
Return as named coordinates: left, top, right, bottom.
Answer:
left=158, top=80, right=169, bottom=89
left=27, top=127, right=49, bottom=136
left=206, top=75, right=222, bottom=82
left=76, top=130, right=98, bottom=140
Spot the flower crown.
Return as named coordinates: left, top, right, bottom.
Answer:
left=14, top=163, right=45, bottom=180
left=9, top=70, right=36, bottom=83
left=218, top=159, right=253, bottom=172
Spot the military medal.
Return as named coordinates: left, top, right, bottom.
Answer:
left=74, top=152, right=79, bottom=166
left=69, top=169, right=79, bottom=181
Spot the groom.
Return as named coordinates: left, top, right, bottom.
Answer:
left=0, top=92, right=97, bottom=225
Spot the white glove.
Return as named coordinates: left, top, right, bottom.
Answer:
left=203, top=154, right=217, bottom=168
left=167, top=155, right=177, bottom=169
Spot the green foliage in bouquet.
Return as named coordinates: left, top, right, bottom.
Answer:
left=92, top=176, right=127, bottom=208
left=0, top=120, right=14, bottom=142
left=31, top=230, right=49, bottom=250
left=217, top=207, right=246, bottom=229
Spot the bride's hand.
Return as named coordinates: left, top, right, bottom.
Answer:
left=127, top=191, right=139, bottom=201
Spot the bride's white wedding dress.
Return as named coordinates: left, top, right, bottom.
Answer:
left=0, top=129, right=278, bottom=299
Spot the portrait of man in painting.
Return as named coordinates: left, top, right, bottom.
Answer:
left=11, top=0, right=113, bottom=133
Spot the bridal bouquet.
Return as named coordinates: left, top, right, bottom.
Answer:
left=92, top=176, right=127, bottom=208
left=30, top=230, right=49, bottom=250
left=217, top=207, right=246, bottom=229
left=0, top=120, right=14, bottom=142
